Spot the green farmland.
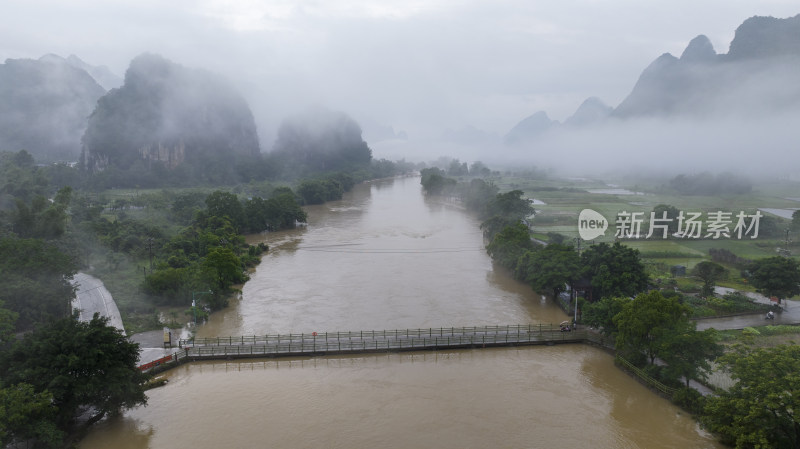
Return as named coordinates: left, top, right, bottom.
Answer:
left=500, top=174, right=800, bottom=291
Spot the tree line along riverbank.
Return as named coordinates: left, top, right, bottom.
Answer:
left=421, top=168, right=800, bottom=448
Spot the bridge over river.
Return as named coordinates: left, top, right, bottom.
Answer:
left=140, top=324, right=694, bottom=398
left=159, top=324, right=605, bottom=364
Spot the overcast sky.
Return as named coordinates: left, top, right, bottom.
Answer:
left=2, top=0, right=799, bottom=163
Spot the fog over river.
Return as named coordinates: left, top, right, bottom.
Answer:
left=80, top=176, right=722, bottom=448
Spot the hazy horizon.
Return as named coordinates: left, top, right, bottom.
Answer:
left=2, top=1, right=800, bottom=177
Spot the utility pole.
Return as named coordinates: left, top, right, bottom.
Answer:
left=572, top=237, right=583, bottom=327
left=191, top=290, right=213, bottom=326
left=779, top=228, right=792, bottom=257
left=146, top=238, right=154, bottom=269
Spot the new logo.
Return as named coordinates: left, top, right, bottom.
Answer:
left=578, top=209, right=607, bottom=240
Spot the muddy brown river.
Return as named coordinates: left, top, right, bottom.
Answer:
left=80, top=176, right=722, bottom=448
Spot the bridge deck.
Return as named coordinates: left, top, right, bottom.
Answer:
left=174, top=324, right=605, bottom=361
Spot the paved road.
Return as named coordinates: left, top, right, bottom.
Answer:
left=71, top=273, right=188, bottom=366
left=71, top=272, right=125, bottom=335
left=694, top=287, right=800, bottom=331
left=130, top=329, right=185, bottom=367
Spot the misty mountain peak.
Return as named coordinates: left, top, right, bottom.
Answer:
left=124, top=53, right=175, bottom=91
left=38, top=53, right=67, bottom=64
left=0, top=56, right=105, bottom=161
left=82, top=53, right=259, bottom=174
left=38, top=53, right=122, bottom=91
left=728, top=14, right=800, bottom=60
left=272, top=107, right=372, bottom=177
left=612, top=53, right=681, bottom=118
left=643, top=53, right=680, bottom=77
left=680, top=35, right=716, bottom=62
left=613, top=13, right=800, bottom=119
left=503, top=111, right=556, bottom=145
left=565, top=97, right=612, bottom=126
left=64, top=54, right=122, bottom=90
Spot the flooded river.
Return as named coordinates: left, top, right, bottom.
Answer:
left=81, top=176, right=722, bottom=448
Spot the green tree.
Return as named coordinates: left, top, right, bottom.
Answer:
left=582, top=296, right=629, bottom=337
left=204, top=190, right=245, bottom=231
left=0, top=150, right=49, bottom=204
left=0, top=383, right=61, bottom=448
left=0, top=300, right=18, bottom=345
left=266, top=189, right=307, bottom=229
left=297, top=179, right=325, bottom=204
left=478, top=190, right=535, bottom=242
left=581, top=242, right=649, bottom=300
left=651, top=204, right=679, bottom=234
left=613, top=291, right=690, bottom=364
left=0, top=237, right=76, bottom=331
left=420, top=167, right=456, bottom=196
left=469, top=161, right=491, bottom=177
left=515, top=244, right=581, bottom=297
left=447, top=159, right=468, bottom=176
left=170, top=191, right=207, bottom=224
left=144, top=266, right=192, bottom=299
left=1, top=315, right=147, bottom=433
left=484, top=190, right=534, bottom=222
left=691, top=261, right=728, bottom=298
left=703, top=345, right=800, bottom=448
left=463, top=178, right=498, bottom=215
left=758, top=214, right=781, bottom=238
left=792, top=210, right=800, bottom=232
left=486, top=221, right=534, bottom=270
left=659, top=324, right=722, bottom=387
left=243, top=196, right=272, bottom=232
left=480, top=215, right=516, bottom=241
left=204, top=247, right=245, bottom=290
left=9, top=186, right=72, bottom=239
left=747, top=256, right=800, bottom=303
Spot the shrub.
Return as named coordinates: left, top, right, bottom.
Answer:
left=672, top=387, right=706, bottom=415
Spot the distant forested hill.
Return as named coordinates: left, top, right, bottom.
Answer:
left=269, top=107, right=373, bottom=179
left=614, top=14, right=800, bottom=118
left=81, top=53, right=260, bottom=185
left=0, top=57, right=106, bottom=161
left=505, top=14, right=800, bottom=144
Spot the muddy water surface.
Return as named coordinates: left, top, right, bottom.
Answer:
left=80, top=176, right=722, bottom=448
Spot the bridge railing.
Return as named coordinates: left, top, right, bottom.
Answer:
left=180, top=329, right=591, bottom=358
left=178, top=323, right=567, bottom=348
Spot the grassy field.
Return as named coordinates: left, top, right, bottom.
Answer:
left=718, top=323, right=800, bottom=347
left=706, top=323, right=800, bottom=390
left=497, top=173, right=800, bottom=293
left=502, top=175, right=799, bottom=254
